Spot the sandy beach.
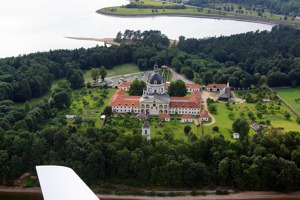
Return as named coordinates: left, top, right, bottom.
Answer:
left=0, top=186, right=300, bottom=200
left=64, top=36, right=178, bottom=46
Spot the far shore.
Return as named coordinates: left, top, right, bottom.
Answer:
left=1, top=186, right=300, bottom=200
left=96, top=9, right=300, bottom=29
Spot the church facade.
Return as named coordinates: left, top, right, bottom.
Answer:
left=110, top=65, right=201, bottom=116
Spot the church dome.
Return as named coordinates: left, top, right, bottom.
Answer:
left=149, top=73, right=165, bottom=84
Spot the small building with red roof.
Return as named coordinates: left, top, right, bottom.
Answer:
left=180, top=114, right=194, bottom=123
left=206, top=83, right=228, bottom=92
left=118, top=82, right=132, bottom=91
left=159, top=113, right=170, bottom=122
left=186, top=83, right=201, bottom=92
left=200, top=110, right=209, bottom=121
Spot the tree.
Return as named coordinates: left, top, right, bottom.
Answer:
left=91, top=68, right=99, bottom=82
left=208, top=104, right=217, bottom=114
left=212, top=126, right=219, bottom=132
left=50, top=88, right=71, bottom=109
left=103, top=106, right=113, bottom=117
left=184, top=125, right=192, bottom=135
left=57, top=80, right=71, bottom=92
left=203, top=71, right=213, bottom=85
left=66, top=69, right=84, bottom=89
left=167, top=80, right=187, bottom=97
left=296, top=117, right=300, bottom=125
left=13, top=80, right=32, bottom=102
left=232, top=118, right=250, bottom=139
left=128, top=80, right=146, bottom=96
left=171, top=58, right=183, bottom=72
left=284, top=111, right=291, bottom=120
left=99, top=66, right=107, bottom=81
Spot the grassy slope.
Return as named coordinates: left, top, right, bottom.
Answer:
left=273, top=88, right=300, bottom=114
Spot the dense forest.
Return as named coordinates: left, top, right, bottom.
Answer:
left=1, top=25, right=300, bottom=191
left=0, top=101, right=300, bottom=191
left=1, top=26, right=300, bottom=103
left=187, top=0, right=300, bottom=16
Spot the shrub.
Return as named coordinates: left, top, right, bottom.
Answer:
left=191, top=190, right=197, bottom=196
left=296, top=117, right=300, bottom=125
left=216, top=189, right=229, bottom=195
left=213, top=126, right=219, bottom=132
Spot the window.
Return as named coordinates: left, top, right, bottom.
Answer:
left=153, top=104, right=156, bottom=107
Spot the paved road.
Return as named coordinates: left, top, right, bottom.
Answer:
left=170, top=69, right=194, bottom=84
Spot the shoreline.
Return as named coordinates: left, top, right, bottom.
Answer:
left=96, top=9, right=300, bottom=28
left=1, top=187, right=300, bottom=200
left=64, top=36, right=178, bottom=46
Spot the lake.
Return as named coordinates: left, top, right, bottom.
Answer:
left=0, top=0, right=273, bottom=58
left=1, top=192, right=300, bottom=200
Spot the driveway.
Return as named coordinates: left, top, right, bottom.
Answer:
left=170, top=69, right=194, bottom=84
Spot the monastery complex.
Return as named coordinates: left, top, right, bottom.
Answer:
left=109, top=64, right=230, bottom=116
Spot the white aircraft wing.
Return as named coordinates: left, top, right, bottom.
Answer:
left=36, top=165, right=99, bottom=200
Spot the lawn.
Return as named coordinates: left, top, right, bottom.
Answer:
left=273, top=88, right=300, bottom=114
left=163, top=69, right=173, bottom=82
left=84, top=63, right=141, bottom=81
left=107, top=63, right=141, bottom=77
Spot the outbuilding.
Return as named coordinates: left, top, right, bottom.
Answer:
left=181, top=114, right=194, bottom=123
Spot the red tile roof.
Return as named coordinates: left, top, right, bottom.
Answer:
left=206, top=84, right=227, bottom=89
left=186, top=83, right=201, bottom=89
left=169, top=92, right=201, bottom=108
left=181, top=114, right=193, bottom=119
left=200, top=110, right=209, bottom=118
left=159, top=113, right=170, bottom=119
left=119, top=82, right=132, bottom=87
left=109, top=89, right=140, bottom=107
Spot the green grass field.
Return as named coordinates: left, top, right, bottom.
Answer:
left=106, top=63, right=141, bottom=77
left=273, top=88, right=300, bottom=114
left=84, top=63, right=140, bottom=81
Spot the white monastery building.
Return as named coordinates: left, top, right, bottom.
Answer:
left=111, top=64, right=201, bottom=116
